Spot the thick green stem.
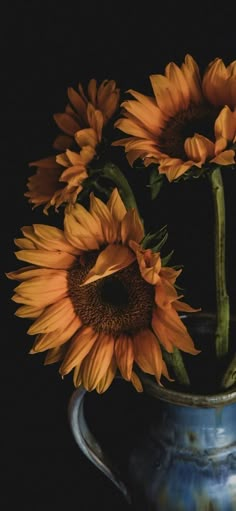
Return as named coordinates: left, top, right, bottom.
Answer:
left=102, top=163, right=139, bottom=211
left=209, top=167, right=230, bottom=358
left=163, top=348, right=190, bottom=386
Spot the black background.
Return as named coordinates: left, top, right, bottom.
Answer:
left=2, top=2, right=236, bottom=510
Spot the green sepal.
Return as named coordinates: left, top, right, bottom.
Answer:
left=141, top=225, right=168, bottom=253
left=147, top=165, right=165, bottom=199
left=161, top=250, right=174, bottom=266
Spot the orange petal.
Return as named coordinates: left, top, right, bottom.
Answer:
left=152, top=310, right=174, bottom=352
left=27, top=297, right=78, bottom=335
left=53, top=134, right=74, bottom=151
left=65, top=202, right=104, bottom=245
left=211, top=150, right=235, bottom=165
left=149, top=74, right=181, bottom=117
left=131, top=244, right=162, bottom=285
left=31, top=316, right=81, bottom=352
left=158, top=157, right=194, bottom=181
left=115, top=117, right=152, bottom=139
left=67, top=87, right=87, bottom=119
left=13, top=272, right=68, bottom=308
left=15, top=249, right=77, bottom=270
left=121, top=209, right=144, bottom=245
left=64, top=211, right=101, bottom=250
left=133, top=329, right=163, bottom=383
left=181, top=54, right=203, bottom=104
left=184, top=134, right=214, bottom=163
left=44, top=344, right=68, bottom=365
left=15, top=305, right=44, bottom=318
left=106, top=188, right=127, bottom=224
left=59, top=326, right=98, bottom=376
left=81, top=244, right=135, bottom=285
left=75, top=127, right=98, bottom=148
left=130, top=371, right=143, bottom=392
left=115, top=335, right=134, bottom=380
left=81, top=333, right=115, bottom=391
left=165, top=61, right=190, bottom=110
left=53, top=113, right=80, bottom=135
left=156, top=307, right=200, bottom=355
left=90, top=193, right=117, bottom=243
left=95, top=356, right=117, bottom=393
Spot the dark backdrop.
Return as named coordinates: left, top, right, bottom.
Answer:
left=2, top=3, right=236, bottom=510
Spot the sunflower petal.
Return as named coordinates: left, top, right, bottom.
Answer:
left=134, top=329, right=163, bottom=383
left=115, top=335, right=134, bottom=380
left=31, top=315, right=81, bottom=352
left=15, top=249, right=77, bottom=270
left=130, top=371, right=143, bottom=392
left=95, top=356, right=117, bottom=393
left=27, top=297, right=79, bottom=335
left=81, top=244, right=135, bottom=285
left=82, top=333, right=115, bottom=391
left=59, top=326, right=98, bottom=376
left=44, top=345, right=68, bottom=365
left=121, top=209, right=144, bottom=245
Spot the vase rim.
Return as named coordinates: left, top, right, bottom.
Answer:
left=141, top=377, right=236, bottom=407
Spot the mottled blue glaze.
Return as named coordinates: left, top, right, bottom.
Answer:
left=128, top=388, right=236, bottom=511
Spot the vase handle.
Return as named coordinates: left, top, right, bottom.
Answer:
left=68, top=387, right=131, bottom=503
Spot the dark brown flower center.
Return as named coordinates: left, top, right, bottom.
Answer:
left=68, top=250, right=155, bottom=336
left=158, top=102, right=221, bottom=160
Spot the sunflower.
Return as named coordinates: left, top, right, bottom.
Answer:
left=25, top=150, right=89, bottom=213
left=26, top=80, right=120, bottom=212
left=7, top=189, right=199, bottom=393
left=53, top=78, right=120, bottom=151
left=113, top=55, right=236, bottom=182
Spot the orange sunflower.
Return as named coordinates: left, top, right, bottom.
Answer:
left=7, top=189, right=199, bottom=393
left=25, top=150, right=89, bottom=213
left=113, top=55, right=236, bottom=181
left=53, top=78, right=120, bottom=151
left=26, top=79, right=120, bottom=212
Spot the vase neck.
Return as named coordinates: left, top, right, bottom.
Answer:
left=150, top=400, right=236, bottom=450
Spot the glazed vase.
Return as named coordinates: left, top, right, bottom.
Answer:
left=68, top=314, right=236, bottom=510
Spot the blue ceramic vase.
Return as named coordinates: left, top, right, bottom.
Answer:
left=68, top=314, right=236, bottom=510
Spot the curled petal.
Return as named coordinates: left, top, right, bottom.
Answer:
left=81, top=244, right=135, bottom=285
left=184, top=134, right=214, bottom=164
left=214, top=106, right=236, bottom=154
left=130, top=242, right=162, bottom=285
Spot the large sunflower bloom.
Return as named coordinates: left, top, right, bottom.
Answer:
left=53, top=78, right=120, bottom=151
left=113, top=55, right=236, bottom=181
left=7, top=189, right=199, bottom=393
left=25, top=150, right=89, bottom=213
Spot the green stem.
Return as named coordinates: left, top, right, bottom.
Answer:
left=163, top=348, right=190, bottom=386
left=102, top=162, right=140, bottom=212
left=209, top=167, right=230, bottom=358
left=221, top=353, right=236, bottom=389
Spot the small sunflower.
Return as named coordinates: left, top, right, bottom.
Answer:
left=113, top=55, right=236, bottom=181
left=53, top=78, right=120, bottom=151
left=7, top=189, right=199, bottom=393
left=26, top=80, right=120, bottom=212
left=25, top=150, right=89, bottom=213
